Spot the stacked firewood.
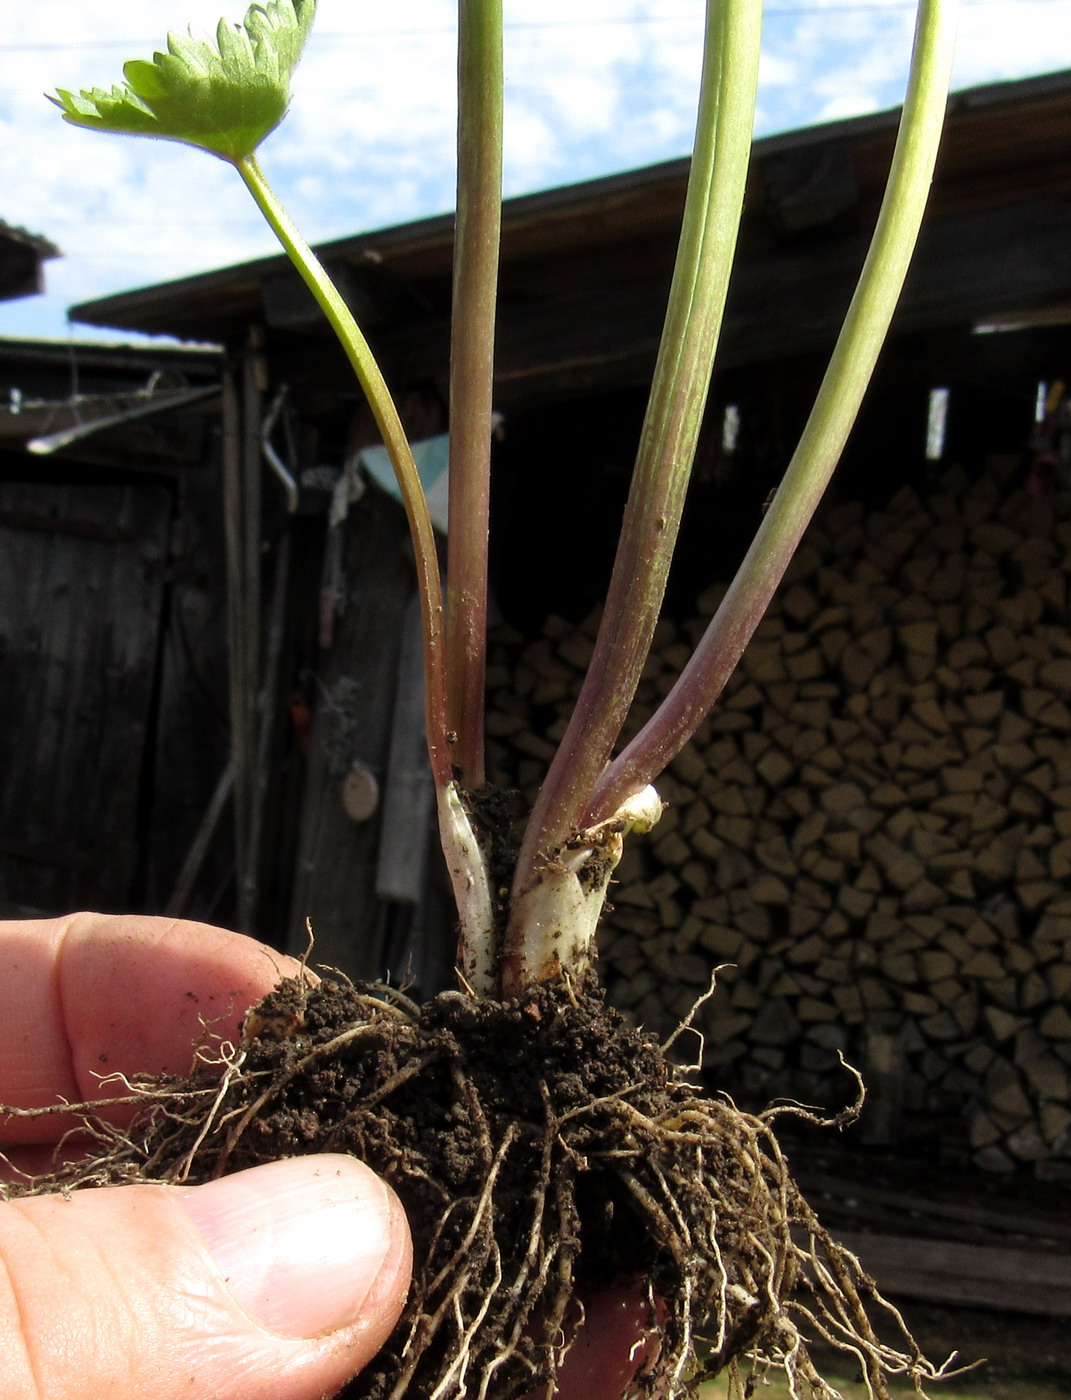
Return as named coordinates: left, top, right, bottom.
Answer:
left=486, top=457, right=1071, bottom=1177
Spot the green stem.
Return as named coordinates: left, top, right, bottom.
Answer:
left=234, top=152, right=451, bottom=791
left=510, top=0, right=761, bottom=899
left=590, top=0, right=959, bottom=823
left=446, top=0, right=503, bottom=790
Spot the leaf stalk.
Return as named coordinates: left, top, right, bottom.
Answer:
left=589, top=0, right=959, bottom=822
left=446, top=0, right=504, bottom=790
left=233, top=152, right=453, bottom=792
left=509, top=0, right=762, bottom=907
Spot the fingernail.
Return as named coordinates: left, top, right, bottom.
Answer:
left=180, top=1154, right=396, bottom=1338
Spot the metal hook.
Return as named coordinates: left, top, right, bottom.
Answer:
left=262, top=383, right=299, bottom=513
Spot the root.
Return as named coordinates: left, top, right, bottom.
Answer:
left=3, top=976, right=958, bottom=1399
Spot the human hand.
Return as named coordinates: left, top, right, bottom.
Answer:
left=0, top=912, right=652, bottom=1400
left=0, top=913, right=412, bottom=1400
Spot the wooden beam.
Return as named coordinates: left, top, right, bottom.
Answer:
left=798, top=1170, right=1071, bottom=1246
left=367, top=190, right=1071, bottom=404
left=835, top=1230, right=1071, bottom=1317
left=760, top=140, right=859, bottom=236
left=376, top=593, right=435, bottom=904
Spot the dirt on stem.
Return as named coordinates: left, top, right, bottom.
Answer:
left=4, top=972, right=959, bottom=1400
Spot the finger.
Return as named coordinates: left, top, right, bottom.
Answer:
left=548, top=1287, right=661, bottom=1400
left=0, top=1154, right=411, bottom=1400
left=0, top=913, right=301, bottom=1146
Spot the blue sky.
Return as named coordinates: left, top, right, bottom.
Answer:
left=0, top=0, right=1064, bottom=343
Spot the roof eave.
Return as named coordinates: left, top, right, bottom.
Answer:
left=68, top=66, right=1071, bottom=343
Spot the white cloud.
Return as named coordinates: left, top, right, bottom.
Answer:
left=952, top=0, right=1071, bottom=85
left=0, top=0, right=1060, bottom=341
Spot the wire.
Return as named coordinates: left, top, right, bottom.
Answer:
left=0, top=0, right=1058, bottom=51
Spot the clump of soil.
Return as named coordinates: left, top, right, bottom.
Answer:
left=9, top=973, right=953, bottom=1399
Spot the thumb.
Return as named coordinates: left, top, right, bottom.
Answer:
left=0, top=1155, right=411, bottom=1400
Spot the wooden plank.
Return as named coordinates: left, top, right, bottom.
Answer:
left=140, top=450, right=233, bottom=921
left=761, top=140, right=858, bottom=236
left=0, top=481, right=170, bottom=912
left=797, top=1170, right=1071, bottom=1246
left=0, top=507, right=134, bottom=542
left=164, top=765, right=233, bottom=918
left=376, top=593, right=434, bottom=904
left=287, top=486, right=427, bottom=980
left=833, top=1230, right=1071, bottom=1317
left=379, top=192, right=1071, bottom=401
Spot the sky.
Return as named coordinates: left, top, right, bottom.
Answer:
left=0, top=0, right=1064, bottom=344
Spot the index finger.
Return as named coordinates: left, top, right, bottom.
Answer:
left=0, top=913, right=299, bottom=1147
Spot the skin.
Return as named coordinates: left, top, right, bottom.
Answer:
left=0, top=913, right=649, bottom=1400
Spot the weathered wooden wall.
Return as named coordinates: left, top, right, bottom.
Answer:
left=0, top=480, right=171, bottom=914
left=286, top=485, right=453, bottom=989
left=141, top=458, right=234, bottom=923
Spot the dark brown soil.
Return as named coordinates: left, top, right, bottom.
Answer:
left=233, top=977, right=676, bottom=1377
left=179, top=976, right=687, bottom=1397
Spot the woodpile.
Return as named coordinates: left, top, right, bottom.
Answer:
left=486, top=457, right=1071, bottom=1178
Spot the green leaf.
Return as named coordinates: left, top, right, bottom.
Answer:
left=48, top=0, right=316, bottom=161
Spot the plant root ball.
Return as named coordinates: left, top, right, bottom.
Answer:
left=11, top=976, right=947, bottom=1399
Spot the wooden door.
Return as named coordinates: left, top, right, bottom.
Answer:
left=0, top=480, right=171, bottom=914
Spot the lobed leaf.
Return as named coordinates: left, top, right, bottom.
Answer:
left=49, top=0, right=316, bottom=161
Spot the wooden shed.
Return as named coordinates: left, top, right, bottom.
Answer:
left=0, top=221, right=58, bottom=304
left=22, top=66, right=1068, bottom=1174
left=0, top=335, right=224, bottom=921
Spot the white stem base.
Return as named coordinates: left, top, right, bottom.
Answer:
left=438, top=782, right=497, bottom=995
left=500, top=786, right=663, bottom=998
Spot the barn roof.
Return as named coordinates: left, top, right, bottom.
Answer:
left=69, top=67, right=1071, bottom=405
